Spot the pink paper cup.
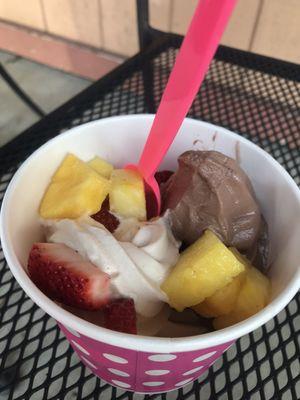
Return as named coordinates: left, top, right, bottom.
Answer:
left=1, top=115, right=300, bottom=393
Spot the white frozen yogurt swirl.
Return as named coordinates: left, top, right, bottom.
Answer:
left=43, top=216, right=180, bottom=318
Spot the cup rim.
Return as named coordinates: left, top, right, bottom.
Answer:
left=1, top=114, right=300, bottom=352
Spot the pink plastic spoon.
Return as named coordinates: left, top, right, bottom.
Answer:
left=129, top=0, right=237, bottom=215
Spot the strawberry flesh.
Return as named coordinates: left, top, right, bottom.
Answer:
left=92, top=196, right=120, bottom=233
left=154, top=170, right=174, bottom=187
left=28, top=242, right=110, bottom=310
left=146, top=170, right=174, bottom=219
left=145, top=181, right=158, bottom=220
left=103, top=298, right=137, bottom=334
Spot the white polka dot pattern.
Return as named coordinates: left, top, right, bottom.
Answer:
left=81, top=356, right=97, bottom=369
left=193, top=351, right=216, bottom=362
left=175, top=378, right=193, bottom=387
left=182, top=366, right=203, bottom=376
left=71, top=340, right=89, bottom=355
left=103, top=353, right=128, bottom=364
left=111, top=380, right=131, bottom=389
left=60, top=321, right=230, bottom=393
left=145, top=370, right=170, bottom=376
left=108, top=368, right=130, bottom=377
left=148, top=354, right=177, bottom=362
left=142, top=381, right=165, bottom=387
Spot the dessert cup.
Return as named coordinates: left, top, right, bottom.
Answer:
left=1, top=115, right=300, bottom=393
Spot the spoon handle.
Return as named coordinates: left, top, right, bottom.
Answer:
left=138, top=0, right=237, bottom=178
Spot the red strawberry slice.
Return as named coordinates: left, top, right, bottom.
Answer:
left=146, top=170, right=174, bottom=219
left=92, top=196, right=120, bottom=233
left=144, top=181, right=158, bottom=220
left=103, top=298, right=137, bottom=334
left=154, top=170, right=174, bottom=187
left=28, top=242, right=110, bottom=310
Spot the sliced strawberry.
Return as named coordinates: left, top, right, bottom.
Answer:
left=28, top=242, right=110, bottom=310
left=145, top=181, right=158, bottom=220
left=154, top=170, right=174, bottom=187
left=98, top=196, right=110, bottom=210
left=103, top=298, right=137, bottom=334
left=145, top=171, right=174, bottom=219
left=92, top=196, right=120, bottom=233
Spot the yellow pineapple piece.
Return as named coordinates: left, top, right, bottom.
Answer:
left=161, top=230, right=245, bottom=311
left=109, top=169, right=146, bottom=220
left=230, top=247, right=252, bottom=266
left=88, top=156, right=113, bottom=178
left=40, top=153, right=110, bottom=219
left=193, top=272, right=246, bottom=318
left=213, top=262, right=271, bottom=330
left=193, top=247, right=250, bottom=318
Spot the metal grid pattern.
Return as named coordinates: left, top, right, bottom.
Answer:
left=0, top=36, right=299, bottom=400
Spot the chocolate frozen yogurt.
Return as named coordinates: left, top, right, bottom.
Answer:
left=163, top=150, right=263, bottom=253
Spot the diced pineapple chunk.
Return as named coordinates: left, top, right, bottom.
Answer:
left=193, top=272, right=246, bottom=318
left=109, top=169, right=146, bottom=220
left=161, top=230, right=245, bottom=311
left=88, top=156, right=113, bottom=178
left=213, top=261, right=271, bottom=330
left=40, top=153, right=110, bottom=219
left=230, top=247, right=252, bottom=266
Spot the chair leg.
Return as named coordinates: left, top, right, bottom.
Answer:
left=136, top=0, right=152, bottom=50
left=136, top=0, right=156, bottom=113
left=142, top=62, right=157, bottom=114
left=0, top=63, right=45, bottom=117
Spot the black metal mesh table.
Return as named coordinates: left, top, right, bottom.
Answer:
left=0, top=35, right=299, bottom=400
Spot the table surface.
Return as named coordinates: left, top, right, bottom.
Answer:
left=0, top=35, right=299, bottom=400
